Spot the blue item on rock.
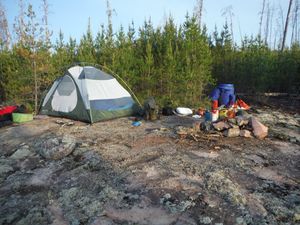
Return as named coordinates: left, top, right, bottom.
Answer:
left=132, top=121, right=142, bottom=127
left=210, top=84, right=235, bottom=107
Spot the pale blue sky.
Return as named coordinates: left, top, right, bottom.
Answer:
left=2, top=0, right=290, bottom=45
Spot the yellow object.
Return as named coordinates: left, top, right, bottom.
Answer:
left=219, top=109, right=228, bottom=118
left=12, top=113, right=33, bottom=123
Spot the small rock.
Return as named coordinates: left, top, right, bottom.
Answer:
left=213, top=121, right=231, bottom=131
left=10, top=146, right=32, bottom=160
left=239, top=130, right=252, bottom=138
left=163, top=193, right=171, bottom=199
left=80, top=142, right=90, bottom=147
left=236, top=116, right=249, bottom=127
left=56, top=120, right=74, bottom=126
left=178, top=200, right=195, bottom=212
left=177, top=130, right=188, bottom=139
left=235, top=217, right=246, bottom=225
left=56, top=120, right=65, bottom=124
left=224, top=128, right=240, bottom=137
left=192, top=151, right=219, bottom=159
left=228, top=118, right=237, bottom=125
left=160, top=193, right=172, bottom=204
left=251, top=117, right=268, bottom=139
left=244, top=154, right=265, bottom=165
left=124, top=193, right=140, bottom=201
left=294, top=213, right=300, bottom=222
left=199, top=216, right=213, bottom=224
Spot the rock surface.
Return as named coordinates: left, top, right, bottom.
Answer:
left=0, top=106, right=299, bottom=225
left=10, top=145, right=32, bottom=160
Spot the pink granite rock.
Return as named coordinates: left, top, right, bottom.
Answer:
left=251, top=117, right=268, bottom=139
left=224, top=128, right=240, bottom=137
left=240, top=129, right=252, bottom=138
left=213, top=121, right=231, bottom=131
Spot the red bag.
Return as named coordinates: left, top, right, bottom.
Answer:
left=237, top=99, right=250, bottom=110
left=0, top=106, right=17, bottom=116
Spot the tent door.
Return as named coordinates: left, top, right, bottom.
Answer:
left=51, top=75, right=78, bottom=113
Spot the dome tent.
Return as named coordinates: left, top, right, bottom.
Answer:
left=40, top=65, right=139, bottom=123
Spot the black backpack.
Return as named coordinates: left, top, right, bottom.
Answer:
left=144, top=97, right=160, bottom=121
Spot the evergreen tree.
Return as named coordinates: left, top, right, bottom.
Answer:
left=78, top=18, right=95, bottom=63
left=0, top=1, right=10, bottom=49
left=1, top=2, right=299, bottom=110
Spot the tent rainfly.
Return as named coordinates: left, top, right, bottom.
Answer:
left=40, top=65, right=138, bottom=123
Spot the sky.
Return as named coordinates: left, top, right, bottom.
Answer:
left=2, top=0, right=290, bottom=45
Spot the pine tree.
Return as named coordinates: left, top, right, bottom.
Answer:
left=24, top=4, right=42, bottom=113
left=194, top=0, right=204, bottom=30
left=52, top=30, right=72, bottom=77
left=41, top=0, right=52, bottom=49
left=182, top=15, right=212, bottom=105
left=282, top=0, right=294, bottom=51
left=0, top=1, right=10, bottom=49
left=162, top=17, right=177, bottom=99
left=14, top=0, right=26, bottom=45
left=78, top=18, right=95, bottom=63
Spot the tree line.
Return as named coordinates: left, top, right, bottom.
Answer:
left=0, top=0, right=299, bottom=113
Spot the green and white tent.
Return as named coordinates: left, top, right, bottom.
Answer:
left=40, top=65, right=138, bottom=123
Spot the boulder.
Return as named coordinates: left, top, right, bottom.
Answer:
left=212, top=121, right=231, bottom=131
left=251, top=117, right=268, bottom=139
left=224, top=128, right=240, bottom=137
left=39, top=135, right=77, bottom=160
left=239, top=130, right=252, bottom=138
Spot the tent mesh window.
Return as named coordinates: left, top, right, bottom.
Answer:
left=57, top=76, right=76, bottom=96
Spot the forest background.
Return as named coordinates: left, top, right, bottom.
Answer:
left=0, top=0, right=299, bottom=113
